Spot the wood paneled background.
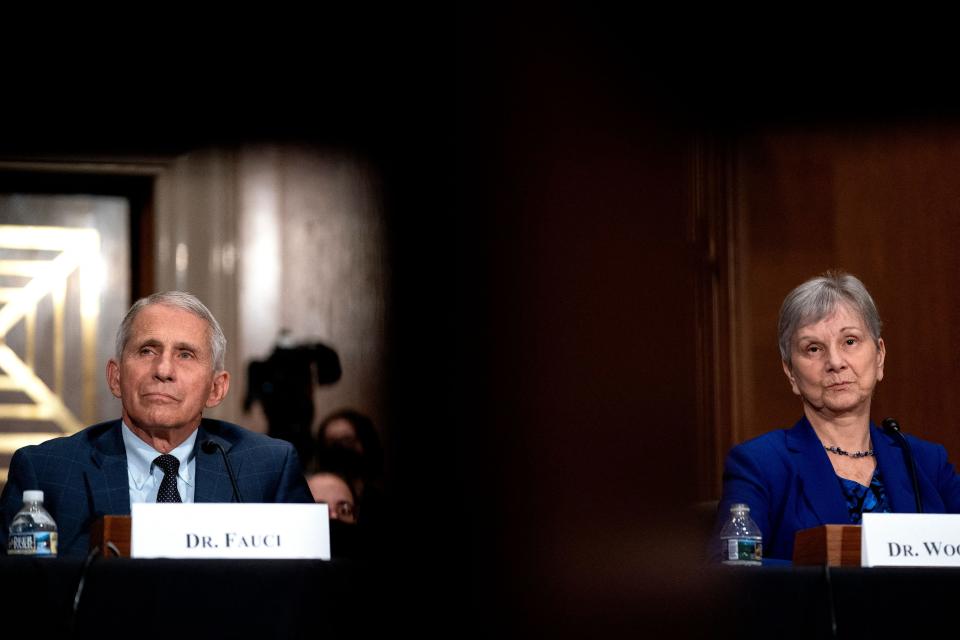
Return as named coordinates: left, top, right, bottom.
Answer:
left=700, top=123, right=960, bottom=496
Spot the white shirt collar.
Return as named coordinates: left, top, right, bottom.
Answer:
left=121, top=422, right=198, bottom=490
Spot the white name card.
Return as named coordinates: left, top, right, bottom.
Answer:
left=131, top=503, right=330, bottom=560
left=862, top=513, right=960, bottom=567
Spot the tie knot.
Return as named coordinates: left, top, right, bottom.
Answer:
left=154, top=454, right=180, bottom=476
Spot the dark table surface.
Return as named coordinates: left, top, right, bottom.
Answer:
left=6, top=554, right=957, bottom=639
left=0, top=555, right=397, bottom=639
left=699, top=564, right=960, bottom=639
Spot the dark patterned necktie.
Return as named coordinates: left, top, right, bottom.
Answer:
left=154, top=454, right=182, bottom=503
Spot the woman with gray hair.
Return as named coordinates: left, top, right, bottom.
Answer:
left=713, top=271, right=960, bottom=563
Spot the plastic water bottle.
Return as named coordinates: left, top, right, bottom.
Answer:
left=720, top=502, right=762, bottom=566
left=7, top=490, right=58, bottom=557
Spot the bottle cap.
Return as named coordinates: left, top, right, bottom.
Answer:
left=730, top=502, right=750, bottom=512
left=22, top=490, right=44, bottom=503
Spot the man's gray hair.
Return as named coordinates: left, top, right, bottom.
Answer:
left=778, top=271, right=882, bottom=365
left=115, top=291, right=226, bottom=371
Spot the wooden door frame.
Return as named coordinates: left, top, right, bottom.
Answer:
left=0, top=157, right=172, bottom=301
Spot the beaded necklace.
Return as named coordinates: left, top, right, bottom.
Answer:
left=823, top=445, right=874, bottom=458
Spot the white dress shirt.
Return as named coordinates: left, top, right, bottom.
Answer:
left=121, top=422, right=198, bottom=504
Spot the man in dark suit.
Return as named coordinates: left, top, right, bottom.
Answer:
left=0, top=291, right=313, bottom=557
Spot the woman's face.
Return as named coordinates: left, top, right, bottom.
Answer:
left=307, top=473, right=357, bottom=524
left=782, top=303, right=885, bottom=419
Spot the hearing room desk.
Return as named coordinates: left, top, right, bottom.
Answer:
left=700, top=564, right=960, bottom=639
left=0, top=557, right=393, bottom=639
left=3, top=559, right=958, bottom=638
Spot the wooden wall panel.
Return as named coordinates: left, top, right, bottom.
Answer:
left=723, top=123, right=960, bottom=488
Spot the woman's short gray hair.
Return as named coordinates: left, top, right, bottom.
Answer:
left=115, top=291, right=227, bottom=371
left=778, top=271, right=882, bottom=365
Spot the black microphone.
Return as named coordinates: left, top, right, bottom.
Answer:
left=881, top=417, right=923, bottom=513
left=201, top=440, right=244, bottom=503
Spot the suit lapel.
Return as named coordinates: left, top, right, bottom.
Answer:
left=786, top=417, right=849, bottom=525
left=194, top=423, right=242, bottom=503
left=872, top=424, right=919, bottom=513
left=87, top=421, right=132, bottom=516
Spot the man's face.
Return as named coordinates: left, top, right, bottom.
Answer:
left=107, top=304, right=229, bottom=437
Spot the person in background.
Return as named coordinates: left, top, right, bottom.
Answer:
left=315, top=409, right=386, bottom=523
left=307, top=471, right=357, bottom=525
left=305, top=444, right=367, bottom=559
left=713, top=271, right=960, bottom=562
left=243, top=336, right=342, bottom=468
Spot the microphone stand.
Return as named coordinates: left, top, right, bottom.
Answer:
left=881, top=417, right=923, bottom=513
left=201, top=440, right=244, bottom=503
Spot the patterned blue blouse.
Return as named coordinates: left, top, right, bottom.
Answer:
left=838, top=468, right=891, bottom=524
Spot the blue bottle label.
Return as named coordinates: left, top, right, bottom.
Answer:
left=7, top=532, right=58, bottom=556
left=726, top=538, right=761, bottom=562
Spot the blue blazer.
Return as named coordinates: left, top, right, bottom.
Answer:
left=715, top=417, right=960, bottom=561
left=0, top=418, right=313, bottom=557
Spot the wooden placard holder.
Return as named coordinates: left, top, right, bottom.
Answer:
left=792, top=524, right=862, bottom=566
left=89, top=515, right=132, bottom=558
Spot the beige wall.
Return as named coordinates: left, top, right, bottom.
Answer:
left=153, top=145, right=387, bottom=439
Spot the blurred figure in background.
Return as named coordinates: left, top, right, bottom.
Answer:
left=307, top=470, right=357, bottom=524
left=314, top=409, right=387, bottom=530
left=305, top=460, right=361, bottom=559
left=243, top=333, right=342, bottom=467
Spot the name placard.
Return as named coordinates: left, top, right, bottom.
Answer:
left=861, top=513, right=960, bottom=567
left=131, top=503, right=330, bottom=560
